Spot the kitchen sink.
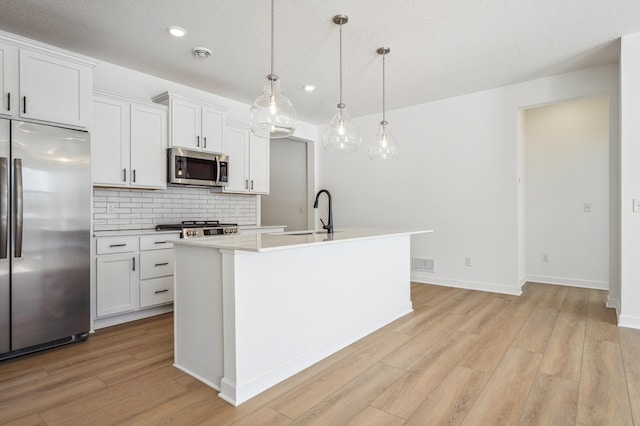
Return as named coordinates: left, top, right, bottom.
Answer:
left=283, top=231, right=343, bottom=236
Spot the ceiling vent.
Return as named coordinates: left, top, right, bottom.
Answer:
left=192, top=47, right=212, bottom=59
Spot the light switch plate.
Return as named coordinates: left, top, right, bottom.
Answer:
left=634, top=199, right=640, bottom=213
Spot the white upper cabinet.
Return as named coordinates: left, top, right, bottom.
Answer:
left=153, top=92, right=227, bottom=153
left=0, top=34, right=95, bottom=128
left=0, top=41, right=18, bottom=117
left=223, top=122, right=270, bottom=194
left=92, top=91, right=167, bottom=189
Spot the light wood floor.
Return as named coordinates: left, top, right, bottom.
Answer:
left=1, top=282, right=639, bottom=425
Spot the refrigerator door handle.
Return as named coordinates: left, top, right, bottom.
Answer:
left=0, top=157, right=7, bottom=259
left=14, top=158, right=23, bottom=258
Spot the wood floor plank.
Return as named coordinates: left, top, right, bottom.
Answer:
left=619, top=327, right=640, bottom=375
left=372, top=330, right=479, bottom=418
left=1, top=413, right=46, bottom=426
left=231, top=406, right=292, bottom=426
left=576, top=339, right=633, bottom=425
left=529, top=283, right=568, bottom=311
left=40, top=365, right=187, bottom=425
left=585, top=289, right=618, bottom=343
left=382, top=312, right=468, bottom=370
left=512, top=306, right=558, bottom=353
left=289, top=363, right=406, bottom=425
left=627, top=371, right=640, bottom=425
left=518, top=373, right=578, bottom=425
left=403, top=366, right=489, bottom=426
left=0, top=376, right=106, bottom=424
left=560, top=287, right=589, bottom=320
left=539, top=314, right=586, bottom=382
left=346, top=406, right=404, bottom=426
left=457, top=296, right=512, bottom=335
left=461, top=347, right=542, bottom=426
left=267, top=331, right=412, bottom=419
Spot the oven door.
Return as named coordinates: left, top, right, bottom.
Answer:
left=168, top=148, right=220, bottom=186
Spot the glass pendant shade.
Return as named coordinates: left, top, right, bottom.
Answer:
left=323, top=104, right=361, bottom=152
left=369, top=46, right=399, bottom=160
left=249, top=0, right=297, bottom=139
left=250, top=74, right=297, bottom=138
left=323, top=15, right=360, bottom=153
left=369, top=121, right=399, bottom=160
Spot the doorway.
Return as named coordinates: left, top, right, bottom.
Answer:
left=261, top=137, right=313, bottom=231
left=520, top=95, right=610, bottom=289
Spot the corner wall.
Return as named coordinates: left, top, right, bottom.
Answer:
left=620, top=33, right=640, bottom=328
left=316, top=63, right=619, bottom=296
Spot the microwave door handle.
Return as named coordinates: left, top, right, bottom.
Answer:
left=216, top=157, right=220, bottom=183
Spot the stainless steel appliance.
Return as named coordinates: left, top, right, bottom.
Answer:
left=168, top=148, right=229, bottom=187
left=0, top=119, right=90, bottom=360
left=155, top=220, right=239, bottom=239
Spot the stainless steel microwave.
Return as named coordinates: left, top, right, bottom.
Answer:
left=168, top=148, right=229, bottom=187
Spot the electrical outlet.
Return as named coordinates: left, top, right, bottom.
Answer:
left=464, top=257, right=472, bottom=267
left=107, top=203, right=115, bottom=214
left=634, top=198, right=640, bottom=213
left=583, top=202, right=591, bottom=213
left=235, top=205, right=240, bottom=215
left=542, top=253, right=549, bottom=263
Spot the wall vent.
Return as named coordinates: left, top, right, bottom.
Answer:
left=412, top=257, right=436, bottom=273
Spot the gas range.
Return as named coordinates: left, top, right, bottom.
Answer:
left=155, top=220, right=239, bottom=239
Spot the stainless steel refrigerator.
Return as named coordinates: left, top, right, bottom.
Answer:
left=0, top=119, right=90, bottom=360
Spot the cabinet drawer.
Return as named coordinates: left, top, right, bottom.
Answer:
left=140, top=276, right=174, bottom=308
left=140, top=249, right=174, bottom=279
left=96, top=236, right=138, bottom=254
left=140, top=233, right=180, bottom=251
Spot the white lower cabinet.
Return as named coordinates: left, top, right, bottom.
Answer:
left=96, top=252, right=137, bottom=317
left=94, top=232, right=179, bottom=327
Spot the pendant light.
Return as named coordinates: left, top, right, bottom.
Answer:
left=322, top=15, right=361, bottom=153
left=249, top=0, right=297, bottom=139
left=369, top=47, right=399, bottom=160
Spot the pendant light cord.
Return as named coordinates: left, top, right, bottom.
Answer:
left=382, top=51, right=386, bottom=123
left=270, top=0, right=274, bottom=76
left=339, top=22, right=344, bottom=107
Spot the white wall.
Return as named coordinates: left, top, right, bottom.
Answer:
left=316, top=64, right=619, bottom=295
left=619, top=33, right=640, bottom=328
left=524, top=96, right=610, bottom=289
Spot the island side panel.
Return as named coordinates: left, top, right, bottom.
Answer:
left=222, top=233, right=413, bottom=405
left=173, top=244, right=224, bottom=390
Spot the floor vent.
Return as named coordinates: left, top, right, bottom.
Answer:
left=412, top=257, right=436, bottom=273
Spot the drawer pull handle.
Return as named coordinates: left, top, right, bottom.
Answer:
left=154, top=262, right=169, bottom=267
left=132, top=257, right=136, bottom=271
left=155, top=289, right=169, bottom=294
left=154, top=241, right=167, bottom=245
left=109, top=243, right=127, bottom=248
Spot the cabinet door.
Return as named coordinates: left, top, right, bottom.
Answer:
left=96, top=253, right=138, bottom=317
left=130, top=103, right=167, bottom=188
left=249, top=133, right=270, bottom=194
left=92, top=96, right=130, bottom=186
left=201, top=106, right=224, bottom=153
left=222, top=125, right=249, bottom=193
left=19, top=49, right=91, bottom=128
left=0, top=42, right=18, bottom=117
left=171, top=98, right=200, bottom=150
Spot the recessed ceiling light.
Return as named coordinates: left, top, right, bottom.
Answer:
left=303, top=85, right=316, bottom=92
left=168, top=26, right=187, bottom=37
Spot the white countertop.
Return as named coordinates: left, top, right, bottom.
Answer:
left=172, top=228, right=433, bottom=252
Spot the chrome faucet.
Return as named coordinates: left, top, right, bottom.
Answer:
left=313, top=189, right=333, bottom=234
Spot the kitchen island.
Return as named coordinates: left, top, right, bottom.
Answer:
left=172, top=228, right=432, bottom=406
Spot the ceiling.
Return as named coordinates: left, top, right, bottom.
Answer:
left=1, top=0, right=639, bottom=125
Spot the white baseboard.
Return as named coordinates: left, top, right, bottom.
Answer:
left=525, top=275, right=608, bottom=290
left=618, top=314, right=640, bottom=330
left=606, top=296, right=620, bottom=320
left=411, top=273, right=522, bottom=296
